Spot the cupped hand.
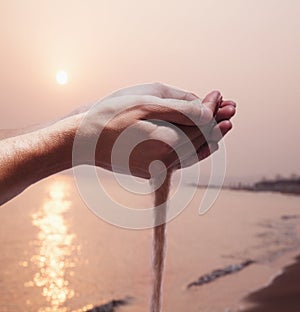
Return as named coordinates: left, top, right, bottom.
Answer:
left=72, top=83, right=236, bottom=178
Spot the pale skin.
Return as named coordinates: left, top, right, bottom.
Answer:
left=0, top=83, right=236, bottom=205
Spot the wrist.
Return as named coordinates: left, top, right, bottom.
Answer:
left=37, top=114, right=84, bottom=176
left=0, top=114, right=82, bottom=205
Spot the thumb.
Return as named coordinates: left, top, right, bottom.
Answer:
left=202, top=90, right=222, bottom=117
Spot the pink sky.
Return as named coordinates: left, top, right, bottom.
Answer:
left=0, top=0, right=299, bottom=182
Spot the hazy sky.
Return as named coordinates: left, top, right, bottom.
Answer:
left=0, top=0, right=299, bottom=181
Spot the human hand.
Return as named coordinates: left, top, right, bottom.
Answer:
left=0, top=83, right=235, bottom=205
left=72, top=83, right=235, bottom=178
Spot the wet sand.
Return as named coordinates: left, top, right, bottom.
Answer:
left=241, top=255, right=300, bottom=312
left=1, top=171, right=300, bottom=311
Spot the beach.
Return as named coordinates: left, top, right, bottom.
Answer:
left=1, top=172, right=300, bottom=312
left=241, top=254, right=300, bottom=312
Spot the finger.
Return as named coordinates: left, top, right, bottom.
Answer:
left=164, top=114, right=230, bottom=159
left=143, top=96, right=213, bottom=126
left=183, top=119, right=232, bottom=158
left=103, top=82, right=200, bottom=102
left=209, top=120, right=233, bottom=142
left=220, top=100, right=237, bottom=108
left=167, top=119, right=232, bottom=168
left=158, top=82, right=199, bottom=101
left=102, top=84, right=157, bottom=100
left=149, top=121, right=206, bottom=158
left=169, top=104, right=234, bottom=149
left=143, top=90, right=222, bottom=127
left=202, top=90, right=222, bottom=116
left=215, top=105, right=236, bottom=122
left=164, top=125, right=215, bottom=169
left=173, top=124, right=203, bottom=143
left=198, top=142, right=219, bottom=161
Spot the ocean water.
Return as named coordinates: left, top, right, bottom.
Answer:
left=0, top=173, right=300, bottom=312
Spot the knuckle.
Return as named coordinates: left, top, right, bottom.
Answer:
left=153, top=81, right=165, bottom=90
left=152, top=82, right=167, bottom=96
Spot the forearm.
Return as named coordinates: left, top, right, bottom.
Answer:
left=0, top=116, right=80, bottom=205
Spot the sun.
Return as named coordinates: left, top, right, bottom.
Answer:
left=56, top=70, right=68, bottom=85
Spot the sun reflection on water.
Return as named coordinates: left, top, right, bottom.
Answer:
left=27, top=179, right=77, bottom=312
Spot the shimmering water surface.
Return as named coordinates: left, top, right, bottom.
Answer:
left=0, top=173, right=300, bottom=312
left=27, top=181, right=77, bottom=311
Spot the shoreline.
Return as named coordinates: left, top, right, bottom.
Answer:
left=189, top=184, right=300, bottom=197
left=187, top=177, right=300, bottom=197
left=238, top=250, right=300, bottom=312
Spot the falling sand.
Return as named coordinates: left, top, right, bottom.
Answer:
left=150, top=171, right=173, bottom=312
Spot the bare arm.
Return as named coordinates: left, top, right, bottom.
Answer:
left=0, top=117, right=78, bottom=205
left=0, top=83, right=235, bottom=206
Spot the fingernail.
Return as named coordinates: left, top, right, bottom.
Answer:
left=211, top=91, right=221, bottom=102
